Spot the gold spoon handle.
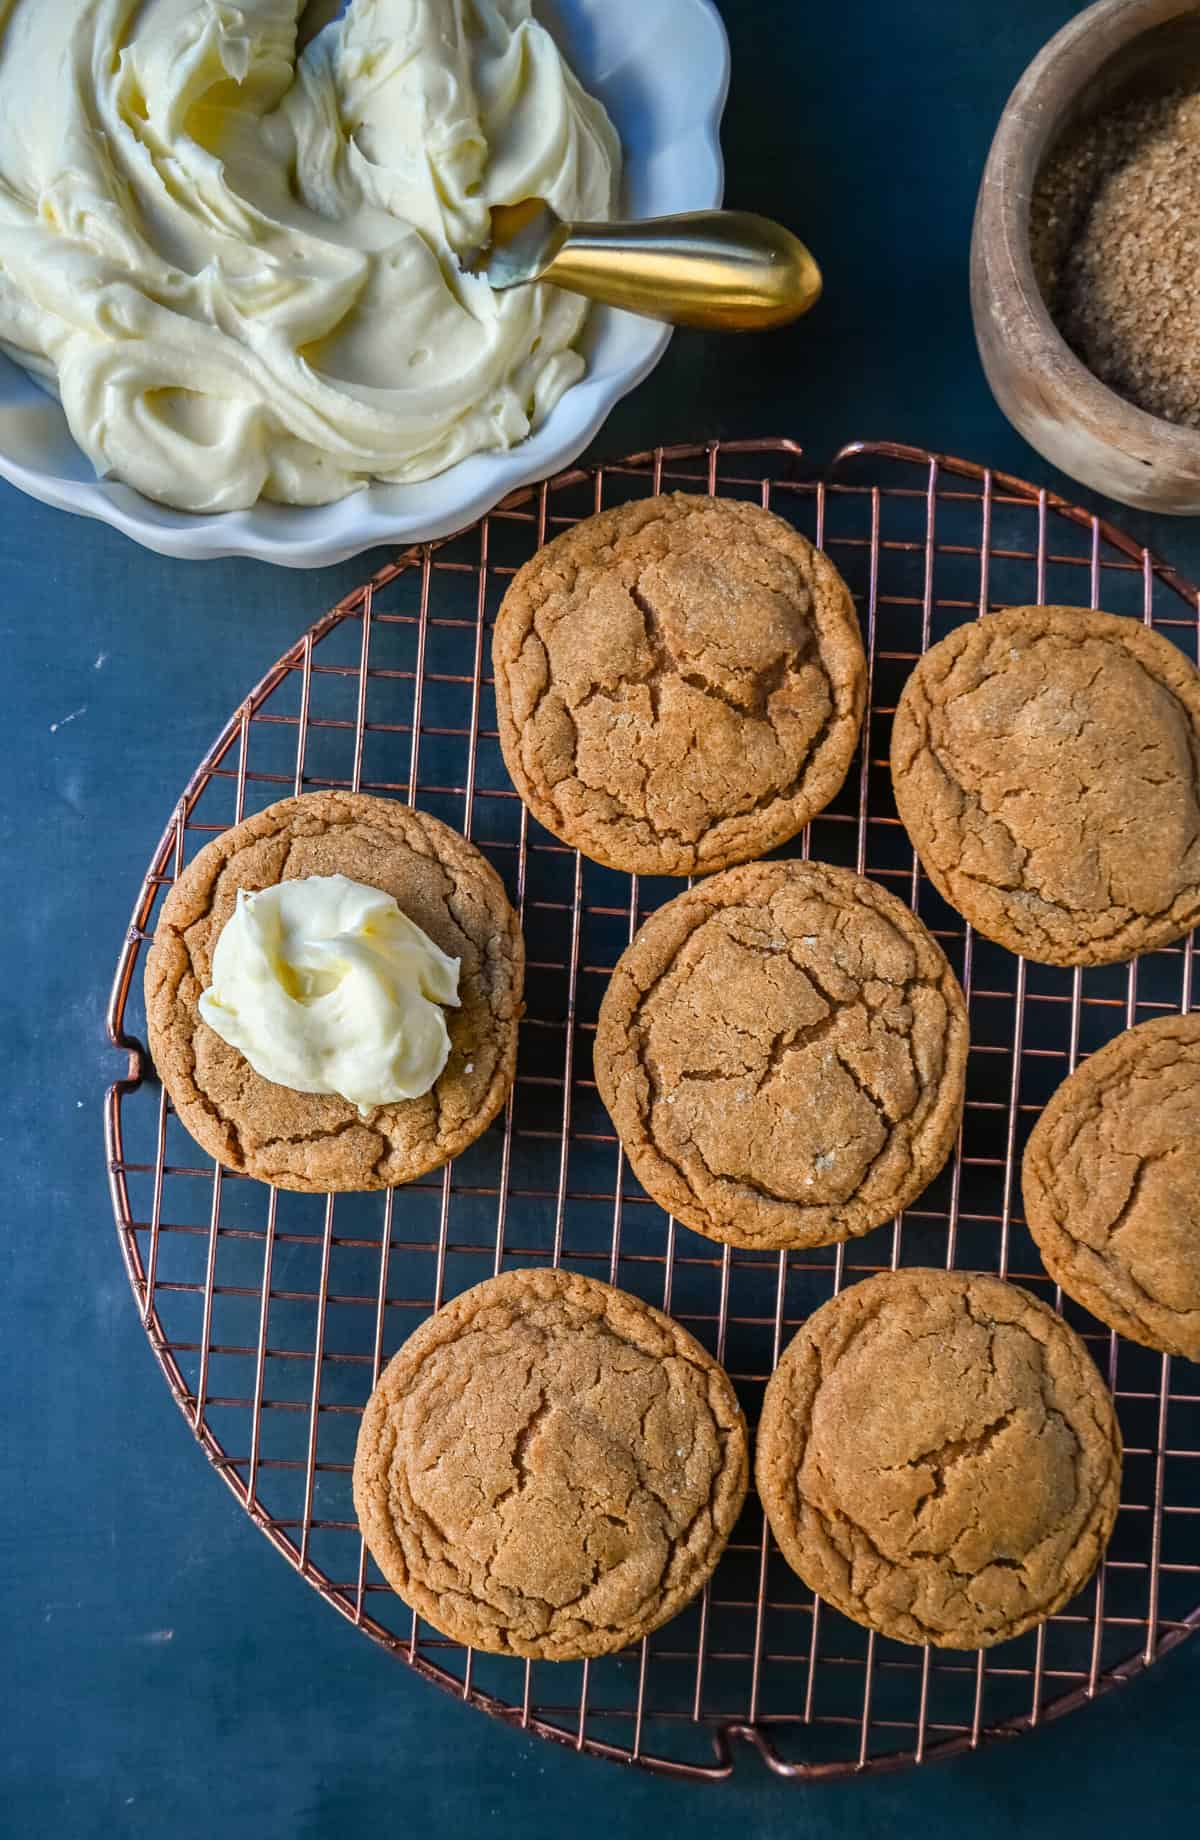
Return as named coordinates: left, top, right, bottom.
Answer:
left=541, top=210, right=822, bottom=331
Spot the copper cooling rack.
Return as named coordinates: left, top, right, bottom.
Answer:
left=105, top=439, right=1200, bottom=1781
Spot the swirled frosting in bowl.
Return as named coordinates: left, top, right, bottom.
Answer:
left=0, top=0, right=619, bottom=511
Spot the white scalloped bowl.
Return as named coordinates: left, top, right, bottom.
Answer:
left=0, top=0, right=728, bottom=568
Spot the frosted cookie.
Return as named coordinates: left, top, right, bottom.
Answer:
left=145, top=792, right=523, bottom=1191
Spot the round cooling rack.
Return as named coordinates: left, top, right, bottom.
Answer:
left=105, top=438, right=1200, bottom=1782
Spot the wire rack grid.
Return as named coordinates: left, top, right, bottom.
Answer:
left=105, top=438, right=1200, bottom=1782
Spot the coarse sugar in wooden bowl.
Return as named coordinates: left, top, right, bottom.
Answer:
left=972, top=0, right=1200, bottom=515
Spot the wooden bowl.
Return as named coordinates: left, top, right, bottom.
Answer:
left=971, top=0, right=1200, bottom=514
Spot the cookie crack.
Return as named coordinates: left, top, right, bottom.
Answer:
left=751, top=1012, right=837, bottom=1091
left=258, top=1116, right=375, bottom=1151
left=1038, top=1138, right=1192, bottom=1329
left=895, top=1410, right=1016, bottom=1513
left=804, top=1492, right=950, bottom=1641
left=489, top=1382, right=551, bottom=1526
left=807, top=1369, right=1100, bottom=1633
left=182, top=1048, right=249, bottom=1167
left=627, top=581, right=668, bottom=723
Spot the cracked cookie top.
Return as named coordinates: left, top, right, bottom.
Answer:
left=352, top=1268, right=749, bottom=1658
left=1023, top=1013, right=1200, bottom=1362
left=492, top=493, right=866, bottom=876
left=144, top=793, right=524, bottom=1192
left=756, top=1269, right=1122, bottom=1649
left=593, top=861, right=968, bottom=1250
left=891, top=605, right=1200, bottom=966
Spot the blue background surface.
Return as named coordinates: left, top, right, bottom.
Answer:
left=1, top=2, right=1196, bottom=1834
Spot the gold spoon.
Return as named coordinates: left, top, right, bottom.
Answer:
left=465, top=201, right=822, bottom=331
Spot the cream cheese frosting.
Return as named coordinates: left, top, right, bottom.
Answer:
left=199, top=873, right=461, bottom=1110
left=0, top=0, right=619, bottom=510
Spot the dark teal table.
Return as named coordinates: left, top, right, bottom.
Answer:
left=3, top=3, right=1195, bottom=1832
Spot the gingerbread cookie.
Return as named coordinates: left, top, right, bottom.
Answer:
left=593, top=860, right=968, bottom=1250
left=891, top=605, right=1200, bottom=966
left=1023, top=1012, right=1200, bottom=1362
left=492, top=493, right=866, bottom=875
left=145, top=792, right=523, bottom=1191
left=353, top=1268, right=749, bottom=1658
left=756, top=1269, right=1123, bottom=1648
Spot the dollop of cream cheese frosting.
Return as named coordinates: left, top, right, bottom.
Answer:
left=0, top=0, right=619, bottom=510
left=199, top=873, right=461, bottom=1111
